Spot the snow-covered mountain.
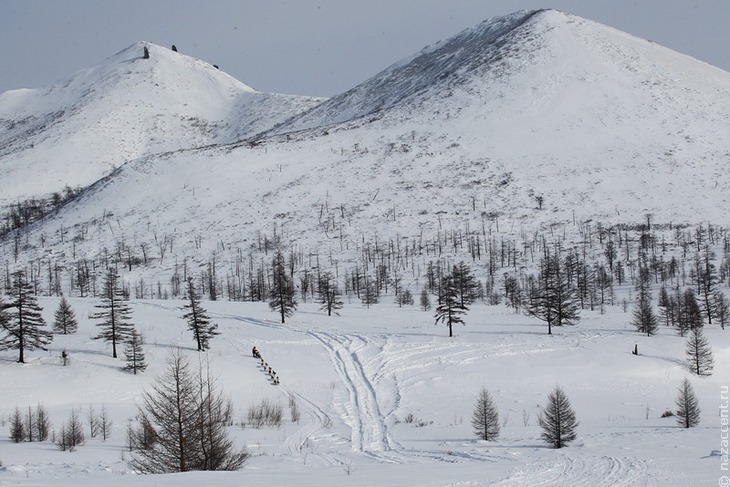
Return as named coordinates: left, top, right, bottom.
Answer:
left=269, top=8, right=730, bottom=144
left=266, top=10, right=543, bottom=134
left=0, top=42, right=323, bottom=204
left=1, top=11, right=729, bottom=486
left=3, top=9, right=730, bottom=282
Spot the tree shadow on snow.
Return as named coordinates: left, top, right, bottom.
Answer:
left=636, top=353, right=685, bottom=367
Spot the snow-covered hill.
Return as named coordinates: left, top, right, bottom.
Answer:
left=0, top=42, right=323, bottom=205
left=4, top=9, right=730, bottom=289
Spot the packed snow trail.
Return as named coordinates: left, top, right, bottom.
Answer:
left=280, top=386, right=342, bottom=467
left=211, top=311, right=403, bottom=465
left=493, top=455, right=659, bottom=487
left=214, top=313, right=353, bottom=467
left=308, top=331, right=403, bottom=463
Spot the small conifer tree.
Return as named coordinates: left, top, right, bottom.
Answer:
left=434, top=273, right=467, bottom=337
left=685, top=326, right=714, bottom=376
left=675, top=377, right=700, bottom=428
left=182, top=278, right=219, bottom=351
left=1, top=270, right=53, bottom=363
left=123, top=328, right=148, bottom=374
left=99, top=404, right=113, bottom=440
left=317, top=271, right=343, bottom=316
left=9, top=407, right=25, bottom=443
left=269, top=251, right=297, bottom=323
left=539, top=386, right=578, bottom=448
left=712, top=290, right=729, bottom=330
left=361, top=276, right=379, bottom=308
left=58, top=409, right=85, bottom=451
left=395, top=289, right=414, bottom=307
left=35, top=403, right=51, bottom=441
left=631, top=290, right=658, bottom=336
left=471, top=388, right=500, bottom=441
left=420, top=287, right=431, bottom=311
left=91, top=268, right=134, bottom=358
left=53, top=296, right=78, bottom=334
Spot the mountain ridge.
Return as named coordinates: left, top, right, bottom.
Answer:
left=264, top=9, right=545, bottom=135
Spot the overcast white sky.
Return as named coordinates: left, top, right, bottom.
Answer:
left=1, top=0, right=728, bottom=97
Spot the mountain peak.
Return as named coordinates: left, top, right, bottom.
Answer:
left=0, top=41, right=322, bottom=204
left=100, top=41, right=234, bottom=77
left=268, top=9, right=547, bottom=134
left=269, top=7, right=728, bottom=136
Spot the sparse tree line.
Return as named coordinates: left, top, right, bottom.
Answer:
left=5, top=219, right=730, bottom=313
left=0, top=185, right=82, bottom=239
left=7, top=402, right=111, bottom=452
left=2, top=221, right=726, bottom=370
left=470, top=376, right=702, bottom=449
left=5, top=219, right=730, bottom=319
left=7, top=216, right=730, bottom=303
left=0, top=267, right=219, bottom=369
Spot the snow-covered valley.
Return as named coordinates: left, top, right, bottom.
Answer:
left=1, top=8, right=730, bottom=486
left=0, top=294, right=726, bottom=486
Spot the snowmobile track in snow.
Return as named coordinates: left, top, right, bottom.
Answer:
left=493, top=455, right=658, bottom=486
left=308, top=331, right=403, bottom=463
left=280, top=386, right=341, bottom=467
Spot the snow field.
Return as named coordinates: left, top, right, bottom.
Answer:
left=0, top=291, right=726, bottom=486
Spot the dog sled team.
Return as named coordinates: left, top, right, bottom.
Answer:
left=252, top=346, right=279, bottom=385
